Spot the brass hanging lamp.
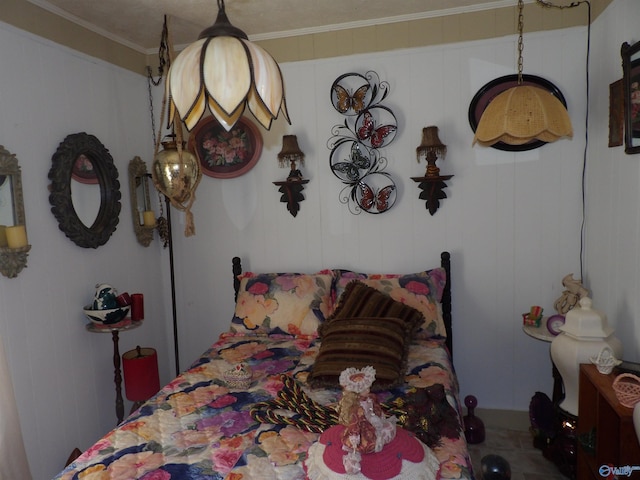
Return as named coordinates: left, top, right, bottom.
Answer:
left=150, top=16, right=202, bottom=237
left=472, top=0, right=573, bottom=147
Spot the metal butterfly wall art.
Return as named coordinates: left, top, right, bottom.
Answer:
left=328, top=70, right=398, bottom=214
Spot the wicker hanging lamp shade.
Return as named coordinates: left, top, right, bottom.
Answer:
left=472, top=84, right=573, bottom=146
left=472, top=0, right=573, bottom=147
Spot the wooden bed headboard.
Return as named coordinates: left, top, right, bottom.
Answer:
left=231, top=251, right=453, bottom=355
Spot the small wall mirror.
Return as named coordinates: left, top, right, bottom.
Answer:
left=0, top=145, right=31, bottom=278
left=128, top=156, right=156, bottom=247
left=48, top=132, right=121, bottom=248
left=622, top=40, right=640, bottom=154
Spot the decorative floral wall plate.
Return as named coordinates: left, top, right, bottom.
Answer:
left=189, top=116, right=263, bottom=178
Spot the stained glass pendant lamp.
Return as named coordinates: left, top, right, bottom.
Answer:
left=166, top=0, right=290, bottom=132
left=473, top=0, right=573, bottom=147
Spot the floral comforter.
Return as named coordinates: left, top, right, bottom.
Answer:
left=54, top=334, right=474, bottom=480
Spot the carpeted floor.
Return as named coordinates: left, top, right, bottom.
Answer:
left=467, top=427, right=568, bottom=479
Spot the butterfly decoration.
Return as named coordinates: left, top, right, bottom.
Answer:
left=357, top=110, right=397, bottom=148
left=358, top=181, right=396, bottom=213
left=331, top=142, right=371, bottom=182
left=328, top=70, right=398, bottom=215
left=333, top=84, right=370, bottom=114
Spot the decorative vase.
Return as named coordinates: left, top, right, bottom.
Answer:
left=550, top=297, right=622, bottom=416
left=92, top=283, right=118, bottom=310
left=463, top=395, right=485, bottom=444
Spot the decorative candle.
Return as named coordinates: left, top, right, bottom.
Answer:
left=6, top=225, right=27, bottom=248
left=0, top=226, right=7, bottom=247
left=131, top=293, right=144, bottom=321
left=143, top=211, right=156, bottom=227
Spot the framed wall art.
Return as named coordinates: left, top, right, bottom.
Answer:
left=622, top=40, right=640, bottom=154
left=609, top=79, right=624, bottom=147
left=188, top=116, right=263, bottom=178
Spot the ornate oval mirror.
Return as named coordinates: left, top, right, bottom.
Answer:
left=48, top=133, right=121, bottom=248
left=622, top=40, right=640, bottom=154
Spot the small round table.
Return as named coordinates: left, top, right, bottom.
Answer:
left=523, top=320, right=563, bottom=403
left=523, top=319, right=577, bottom=478
left=86, top=319, right=143, bottom=424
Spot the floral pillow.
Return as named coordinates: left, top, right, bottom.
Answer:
left=333, top=268, right=447, bottom=339
left=231, top=271, right=334, bottom=337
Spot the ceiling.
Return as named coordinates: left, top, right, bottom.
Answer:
left=26, top=0, right=519, bottom=53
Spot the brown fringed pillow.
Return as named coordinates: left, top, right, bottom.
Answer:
left=319, top=280, right=424, bottom=339
left=309, top=281, right=425, bottom=390
left=308, top=316, right=409, bottom=391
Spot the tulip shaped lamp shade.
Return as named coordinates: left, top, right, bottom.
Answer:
left=167, top=0, right=290, bottom=132
left=123, top=347, right=161, bottom=404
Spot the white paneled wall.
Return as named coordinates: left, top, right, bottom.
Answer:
left=585, top=0, right=640, bottom=363
left=0, top=22, right=169, bottom=479
left=170, top=28, right=589, bottom=413
left=3, top=0, right=638, bottom=476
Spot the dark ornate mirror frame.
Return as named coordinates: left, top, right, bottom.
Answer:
left=48, top=132, right=121, bottom=248
left=622, top=40, right=640, bottom=155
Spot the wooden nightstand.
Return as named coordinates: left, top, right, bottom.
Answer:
left=577, top=364, right=640, bottom=479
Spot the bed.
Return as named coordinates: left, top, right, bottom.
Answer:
left=54, top=251, right=474, bottom=480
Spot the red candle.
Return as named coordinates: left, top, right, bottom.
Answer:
left=131, top=293, right=144, bottom=321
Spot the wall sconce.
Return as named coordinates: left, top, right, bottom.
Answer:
left=273, top=135, right=309, bottom=217
left=0, top=146, right=30, bottom=278
left=128, top=157, right=156, bottom=247
left=411, top=126, right=453, bottom=215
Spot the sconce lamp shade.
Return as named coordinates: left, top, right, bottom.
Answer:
left=417, top=126, right=446, bottom=177
left=277, top=135, right=305, bottom=168
left=167, top=0, right=290, bottom=132
left=472, top=82, right=573, bottom=147
left=122, top=347, right=161, bottom=402
left=417, top=126, right=446, bottom=159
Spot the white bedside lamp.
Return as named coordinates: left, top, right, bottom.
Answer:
left=550, top=297, right=623, bottom=416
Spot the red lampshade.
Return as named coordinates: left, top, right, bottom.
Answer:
left=122, top=346, right=160, bottom=402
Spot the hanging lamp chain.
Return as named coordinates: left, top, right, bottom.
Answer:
left=535, top=0, right=583, bottom=9
left=517, top=0, right=590, bottom=84
left=146, top=15, right=169, bottom=88
left=147, top=15, right=172, bottom=247
left=516, top=0, right=524, bottom=84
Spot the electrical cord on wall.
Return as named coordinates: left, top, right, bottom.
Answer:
left=535, top=0, right=591, bottom=282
